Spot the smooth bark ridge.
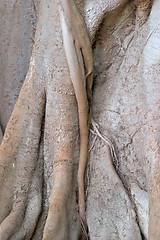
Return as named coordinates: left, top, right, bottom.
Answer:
left=0, top=52, right=46, bottom=239
left=130, top=183, right=149, bottom=239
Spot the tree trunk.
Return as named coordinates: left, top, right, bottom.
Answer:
left=0, top=0, right=37, bottom=131
left=0, top=0, right=160, bottom=239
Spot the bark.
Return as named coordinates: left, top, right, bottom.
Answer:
left=0, top=0, right=37, bottom=131
left=0, top=0, right=81, bottom=239
left=0, top=126, right=3, bottom=144
left=0, top=0, right=159, bottom=239
left=58, top=0, right=93, bottom=229
left=144, top=0, right=160, bottom=239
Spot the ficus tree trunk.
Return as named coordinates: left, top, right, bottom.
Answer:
left=0, top=0, right=160, bottom=240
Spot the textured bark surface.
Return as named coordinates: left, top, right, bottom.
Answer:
left=0, top=0, right=37, bottom=131
left=0, top=0, right=160, bottom=239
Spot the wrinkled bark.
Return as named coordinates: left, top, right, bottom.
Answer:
left=0, top=0, right=82, bottom=239
left=0, top=0, right=160, bottom=239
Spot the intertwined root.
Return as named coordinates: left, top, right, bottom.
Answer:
left=59, top=0, right=93, bottom=232
left=0, top=0, right=92, bottom=238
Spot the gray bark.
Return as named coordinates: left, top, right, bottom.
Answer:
left=0, top=0, right=37, bottom=131
left=0, top=0, right=160, bottom=239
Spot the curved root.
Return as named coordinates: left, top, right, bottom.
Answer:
left=59, top=0, right=93, bottom=231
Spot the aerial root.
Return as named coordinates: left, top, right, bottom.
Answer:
left=89, top=133, right=97, bottom=153
left=80, top=218, right=89, bottom=240
left=90, top=118, right=118, bottom=168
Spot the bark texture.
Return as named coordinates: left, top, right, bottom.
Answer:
left=0, top=0, right=160, bottom=239
left=0, top=0, right=37, bottom=131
